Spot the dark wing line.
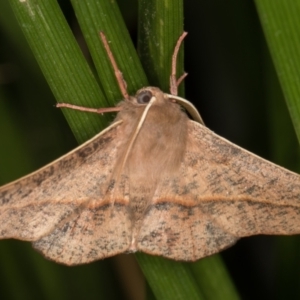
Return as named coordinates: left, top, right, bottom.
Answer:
left=187, top=121, right=300, bottom=236
left=136, top=120, right=300, bottom=261
left=0, top=120, right=125, bottom=241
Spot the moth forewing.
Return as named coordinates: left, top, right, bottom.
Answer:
left=0, top=120, right=122, bottom=192
left=0, top=120, right=125, bottom=241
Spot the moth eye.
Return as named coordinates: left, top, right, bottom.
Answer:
left=137, top=90, right=152, bottom=104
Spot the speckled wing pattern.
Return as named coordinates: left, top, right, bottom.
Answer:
left=137, top=120, right=300, bottom=261
left=1, top=115, right=300, bottom=264
left=0, top=121, right=133, bottom=265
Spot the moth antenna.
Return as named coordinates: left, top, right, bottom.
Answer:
left=100, top=32, right=129, bottom=100
left=56, top=103, right=122, bottom=114
left=170, top=32, right=188, bottom=96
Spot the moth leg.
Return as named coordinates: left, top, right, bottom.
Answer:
left=56, top=103, right=121, bottom=114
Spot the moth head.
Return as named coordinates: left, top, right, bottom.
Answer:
left=130, top=87, right=166, bottom=107
left=129, top=87, right=204, bottom=124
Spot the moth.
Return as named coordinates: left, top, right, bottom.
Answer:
left=0, top=32, right=299, bottom=266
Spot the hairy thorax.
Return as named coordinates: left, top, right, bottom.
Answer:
left=113, top=88, right=189, bottom=225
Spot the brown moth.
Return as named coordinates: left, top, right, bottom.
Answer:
left=0, top=32, right=300, bottom=266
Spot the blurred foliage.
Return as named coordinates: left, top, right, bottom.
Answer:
left=0, top=0, right=299, bottom=299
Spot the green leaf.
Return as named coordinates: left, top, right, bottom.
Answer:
left=70, top=0, right=147, bottom=99
left=9, top=0, right=109, bottom=143
left=254, top=2, right=300, bottom=298
left=190, top=255, right=239, bottom=300
left=136, top=254, right=205, bottom=300
left=138, top=0, right=185, bottom=93
left=255, top=1, right=300, bottom=142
